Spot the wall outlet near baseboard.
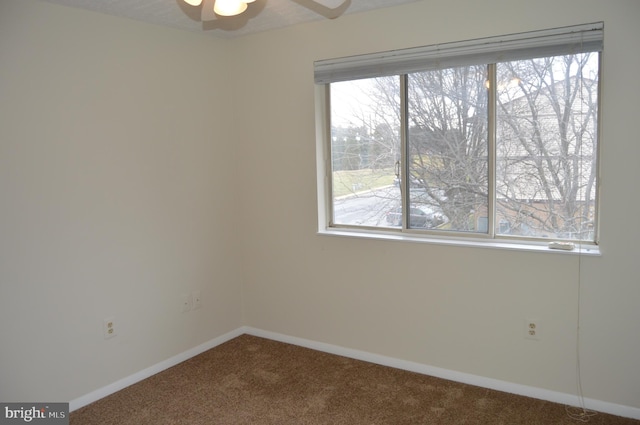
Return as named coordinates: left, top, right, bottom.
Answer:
left=103, top=317, right=116, bottom=339
left=181, top=291, right=202, bottom=312
left=525, top=318, right=540, bottom=340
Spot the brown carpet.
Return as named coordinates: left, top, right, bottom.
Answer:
left=70, top=334, right=638, bottom=424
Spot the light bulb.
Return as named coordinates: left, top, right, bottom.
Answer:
left=183, top=0, right=203, bottom=6
left=214, top=0, right=248, bottom=16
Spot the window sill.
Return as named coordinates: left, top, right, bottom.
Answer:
left=317, top=227, right=601, bottom=256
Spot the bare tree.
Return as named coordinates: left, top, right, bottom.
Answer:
left=495, top=54, right=598, bottom=239
left=406, top=65, right=489, bottom=231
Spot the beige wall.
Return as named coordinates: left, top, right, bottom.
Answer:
left=0, top=0, right=243, bottom=402
left=233, top=0, right=640, bottom=410
left=1, top=0, right=639, bottom=413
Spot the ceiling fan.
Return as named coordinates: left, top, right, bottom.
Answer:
left=179, top=0, right=351, bottom=23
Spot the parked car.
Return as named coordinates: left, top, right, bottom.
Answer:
left=393, top=177, right=423, bottom=188
left=386, top=207, right=429, bottom=227
left=386, top=206, right=446, bottom=228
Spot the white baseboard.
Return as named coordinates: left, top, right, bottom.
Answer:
left=69, top=327, right=244, bottom=412
left=244, top=327, right=640, bottom=421
left=70, top=326, right=640, bottom=420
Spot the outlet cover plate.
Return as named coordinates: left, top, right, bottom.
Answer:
left=103, top=317, right=116, bottom=339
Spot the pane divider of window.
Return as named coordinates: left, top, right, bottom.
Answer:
left=487, top=63, right=497, bottom=238
left=314, top=22, right=603, bottom=84
left=319, top=84, right=335, bottom=227
left=400, top=74, right=409, bottom=229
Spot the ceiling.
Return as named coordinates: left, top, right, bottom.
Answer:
left=40, top=0, right=420, bottom=38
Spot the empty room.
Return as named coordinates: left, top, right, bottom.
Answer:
left=1, top=0, right=639, bottom=423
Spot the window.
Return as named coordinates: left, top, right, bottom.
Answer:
left=315, top=23, right=602, bottom=248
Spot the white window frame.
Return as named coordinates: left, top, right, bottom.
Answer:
left=314, top=23, right=603, bottom=255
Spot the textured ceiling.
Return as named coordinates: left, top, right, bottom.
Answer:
left=40, top=0, right=421, bottom=38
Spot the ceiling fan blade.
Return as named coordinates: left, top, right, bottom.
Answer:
left=201, top=0, right=217, bottom=21
left=290, top=0, right=350, bottom=19
left=307, top=0, right=347, bottom=8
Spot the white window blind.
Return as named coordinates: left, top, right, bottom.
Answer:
left=314, top=22, right=603, bottom=84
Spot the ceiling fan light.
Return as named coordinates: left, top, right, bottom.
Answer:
left=183, top=0, right=203, bottom=6
left=213, top=0, right=248, bottom=16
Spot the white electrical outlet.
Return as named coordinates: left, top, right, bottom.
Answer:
left=181, top=293, right=193, bottom=312
left=525, top=318, right=540, bottom=340
left=192, top=290, right=201, bottom=310
left=103, top=317, right=116, bottom=339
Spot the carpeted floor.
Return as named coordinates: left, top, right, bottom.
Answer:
left=70, top=334, right=638, bottom=424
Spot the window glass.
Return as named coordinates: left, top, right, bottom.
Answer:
left=407, top=66, right=488, bottom=232
left=495, top=53, right=599, bottom=241
left=330, top=77, right=401, bottom=228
